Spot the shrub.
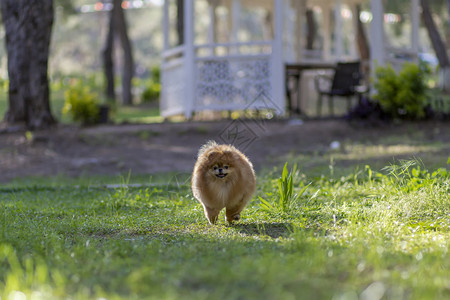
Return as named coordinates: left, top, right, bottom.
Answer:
left=62, top=81, right=100, bottom=125
left=141, top=81, right=161, bottom=102
left=0, top=78, right=9, bottom=91
left=425, top=88, right=450, bottom=119
left=373, top=62, right=430, bottom=119
left=141, top=66, right=161, bottom=103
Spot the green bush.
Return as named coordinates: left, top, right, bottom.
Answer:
left=373, top=62, right=430, bottom=119
left=0, top=78, right=9, bottom=92
left=141, top=66, right=161, bottom=103
left=141, top=81, right=161, bottom=102
left=151, top=65, right=160, bottom=83
left=426, top=88, right=450, bottom=115
left=62, top=80, right=100, bottom=125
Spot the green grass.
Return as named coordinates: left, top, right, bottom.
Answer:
left=113, top=103, right=162, bottom=124
left=1, top=158, right=449, bottom=299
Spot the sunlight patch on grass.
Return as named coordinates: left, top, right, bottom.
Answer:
left=277, top=140, right=450, bottom=179
left=340, top=143, right=447, bottom=160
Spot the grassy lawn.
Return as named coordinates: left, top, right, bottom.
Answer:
left=1, top=156, right=449, bottom=299
left=1, top=83, right=450, bottom=299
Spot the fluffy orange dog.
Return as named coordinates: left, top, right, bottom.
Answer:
left=191, top=141, right=256, bottom=224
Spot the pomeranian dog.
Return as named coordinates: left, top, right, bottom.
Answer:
left=191, top=141, right=256, bottom=224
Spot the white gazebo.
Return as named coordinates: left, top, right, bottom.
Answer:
left=160, top=0, right=421, bottom=118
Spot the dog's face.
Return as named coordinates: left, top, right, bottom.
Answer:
left=206, top=151, right=236, bottom=180
left=212, top=163, right=231, bottom=178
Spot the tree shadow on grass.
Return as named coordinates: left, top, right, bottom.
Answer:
left=232, top=222, right=292, bottom=239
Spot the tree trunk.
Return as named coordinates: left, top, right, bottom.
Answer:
left=176, top=0, right=184, bottom=45
left=422, top=0, right=450, bottom=92
left=447, top=0, right=450, bottom=48
left=102, top=5, right=116, bottom=101
left=1, top=0, right=56, bottom=129
left=421, top=0, right=450, bottom=67
left=113, top=0, right=134, bottom=105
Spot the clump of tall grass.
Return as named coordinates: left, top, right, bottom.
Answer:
left=259, top=163, right=310, bottom=214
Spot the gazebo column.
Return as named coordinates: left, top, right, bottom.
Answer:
left=284, top=2, right=295, bottom=62
left=184, top=0, right=195, bottom=118
left=349, top=5, right=358, bottom=59
left=207, top=0, right=217, bottom=55
left=370, top=0, right=385, bottom=69
left=334, top=0, right=343, bottom=60
left=322, top=4, right=332, bottom=61
left=230, top=0, right=241, bottom=51
left=294, top=0, right=306, bottom=61
left=272, top=0, right=285, bottom=115
left=411, top=0, right=420, bottom=58
left=162, top=0, right=169, bottom=50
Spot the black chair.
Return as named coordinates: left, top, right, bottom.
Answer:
left=314, top=61, right=361, bottom=116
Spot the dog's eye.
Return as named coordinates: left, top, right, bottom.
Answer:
left=224, top=166, right=229, bottom=169
left=213, top=166, right=218, bottom=170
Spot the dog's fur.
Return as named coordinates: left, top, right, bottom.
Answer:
left=191, top=141, right=256, bottom=224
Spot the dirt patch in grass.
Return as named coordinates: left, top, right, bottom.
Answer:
left=1, top=119, right=449, bottom=183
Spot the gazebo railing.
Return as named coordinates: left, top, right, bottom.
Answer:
left=161, top=40, right=283, bottom=118
left=195, top=41, right=272, bottom=57
left=385, top=47, right=418, bottom=71
left=162, top=45, right=185, bottom=61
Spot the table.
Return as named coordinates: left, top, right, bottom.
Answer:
left=285, top=62, right=336, bottom=115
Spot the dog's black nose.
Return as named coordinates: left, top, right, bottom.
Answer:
left=218, top=168, right=223, bottom=173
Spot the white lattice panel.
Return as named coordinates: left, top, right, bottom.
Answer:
left=195, top=56, right=273, bottom=111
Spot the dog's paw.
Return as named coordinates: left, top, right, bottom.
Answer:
left=227, top=213, right=241, bottom=223
left=208, top=216, right=219, bottom=225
